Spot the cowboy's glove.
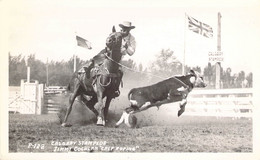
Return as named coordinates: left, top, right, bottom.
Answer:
left=122, top=39, right=128, bottom=49
left=121, top=46, right=127, bottom=55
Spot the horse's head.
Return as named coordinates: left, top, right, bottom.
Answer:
left=106, top=26, right=122, bottom=51
left=102, top=26, right=123, bottom=72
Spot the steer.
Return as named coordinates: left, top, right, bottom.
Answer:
left=115, top=70, right=207, bottom=128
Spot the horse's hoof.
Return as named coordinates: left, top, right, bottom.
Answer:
left=177, top=110, right=184, bottom=117
left=61, top=123, right=72, bottom=127
left=96, top=117, right=105, bottom=126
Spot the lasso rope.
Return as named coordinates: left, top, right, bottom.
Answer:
left=97, top=68, right=112, bottom=87
left=104, top=53, right=165, bottom=80
left=104, top=53, right=190, bottom=88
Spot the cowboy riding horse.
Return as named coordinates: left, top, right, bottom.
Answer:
left=61, top=26, right=123, bottom=127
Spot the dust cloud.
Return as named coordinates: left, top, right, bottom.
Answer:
left=57, top=71, right=185, bottom=127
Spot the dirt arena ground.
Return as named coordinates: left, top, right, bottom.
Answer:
left=9, top=91, right=252, bottom=153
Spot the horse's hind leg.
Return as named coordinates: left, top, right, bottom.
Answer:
left=104, top=96, right=112, bottom=122
left=61, top=85, right=80, bottom=127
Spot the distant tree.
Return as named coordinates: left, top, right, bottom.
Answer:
left=47, top=56, right=88, bottom=86
left=236, top=71, right=245, bottom=88
left=9, top=54, right=83, bottom=86
left=121, top=59, right=136, bottom=70
left=246, top=72, right=253, bottom=88
left=9, top=53, right=27, bottom=85
left=203, top=63, right=214, bottom=87
left=188, top=66, right=201, bottom=73
left=222, top=67, right=232, bottom=88
left=27, top=54, right=46, bottom=84
left=138, top=63, right=143, bottom=72
left=10, top=53, right=253, bottom=89
left=149, top=49, right=182, bottom=77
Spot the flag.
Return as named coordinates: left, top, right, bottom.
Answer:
left=187, top=15, right=213, bottom=38
left=76, top=35, right=92, bottom=49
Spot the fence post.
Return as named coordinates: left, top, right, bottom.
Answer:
left=18, top=79, right=44, bottom=114
left=20, top=79, right=24, bottom=98
left=36, top=84, right=44, bottom=115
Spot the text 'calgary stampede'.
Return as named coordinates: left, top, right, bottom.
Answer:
left=51, top=140, right=107, bottom=146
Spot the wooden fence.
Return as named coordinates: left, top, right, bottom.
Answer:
left=8, top=80, right=44, bottom=114
left=183, top=88, right=253, bottom=118
left=43, top=95, right=61, bottom=114
left=43, top=93, right=71, bottom=114
left=9, top=85, right=253, bottom=118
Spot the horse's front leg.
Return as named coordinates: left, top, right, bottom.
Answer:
left=81, top=95, right=98, bottom=117
left=61, top=84, right=80, bottom=127
left=95, top=90, right=105, bottom=126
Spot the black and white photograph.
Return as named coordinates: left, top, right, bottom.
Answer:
left=1, top=0, right=259, bottom=159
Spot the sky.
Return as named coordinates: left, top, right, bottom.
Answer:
left=3, top=0, right=260, bottom=74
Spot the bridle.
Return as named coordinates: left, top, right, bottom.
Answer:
left=106, top=33, right=122, bottom=58
left=97, top=33, right=123, bottom=87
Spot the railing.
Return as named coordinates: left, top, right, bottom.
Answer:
left=183, top=88, right=253, bottom=118
left=43, top=94, right=68, bottom=114
left=44, top=86, right=67, bottom=94
left=44, top=96, right=60, bottom=114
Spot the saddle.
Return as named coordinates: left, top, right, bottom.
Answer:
left=90, top=65, right=123, bottom=88
left=78, top=49, right=107, bottom=76
left=81, top=49, right=123, bottom=88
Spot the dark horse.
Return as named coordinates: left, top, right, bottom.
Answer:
left=61, top=26, right=123, bottom=127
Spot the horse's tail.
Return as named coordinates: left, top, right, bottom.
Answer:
left=128, top=88, right=136, bottom=100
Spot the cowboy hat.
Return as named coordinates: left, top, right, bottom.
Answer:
left=119, top=21, right=135, bottom=29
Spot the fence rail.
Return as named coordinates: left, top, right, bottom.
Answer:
left=183, top=88, right=253, bottom=118
left=43, top=94, right=66, bottom=114
left=44, top=86, right=67, bottom=94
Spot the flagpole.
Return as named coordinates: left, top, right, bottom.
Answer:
left=182, top=13, right=187, bottom=75
left=46, top=58, right=49, bottom=87
left=215, top=12, right=222, bottom=89
left=74, top=32, right=77, bottom=72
